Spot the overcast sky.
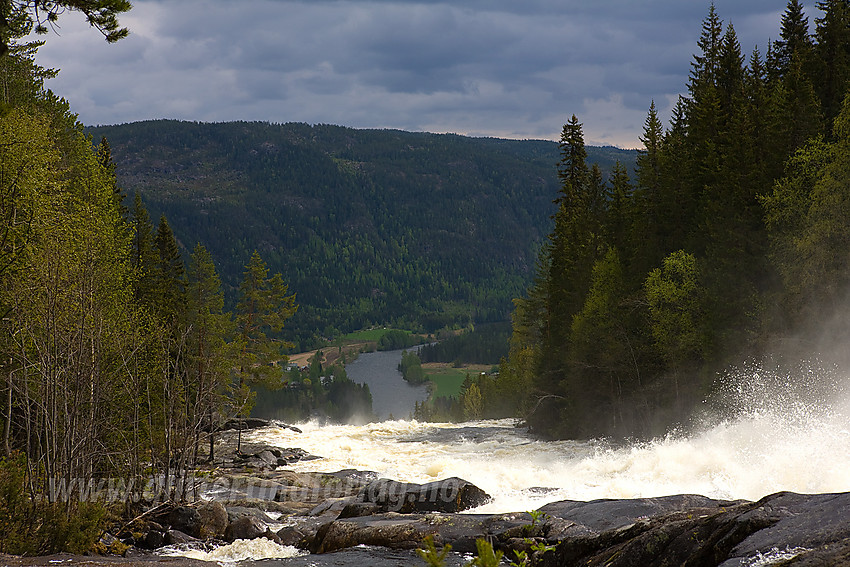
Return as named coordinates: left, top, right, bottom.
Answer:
left=26, top=1, right=819, bottom=148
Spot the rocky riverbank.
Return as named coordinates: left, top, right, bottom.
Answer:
left=9, top=422, right=850, bottom=566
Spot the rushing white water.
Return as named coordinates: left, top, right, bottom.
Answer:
left=249, top=363, right=850, bottom=513
left=160, top=539, right=307, bottom=562
left=743, top=547, right=811, bottom=567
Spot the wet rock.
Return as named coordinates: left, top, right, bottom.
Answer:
left=168, top=506, right=201, bottom=538
left=724, top=492, right=850, bottom=566
left=277, top=525, right=307, bottom=547
left=224, top=516, right=268, bottom=542
left=302, top=491, right=850, bottom=565
left=310, top=513, right=438, bottom=553
left=147, top=520, right=164, bottom=532
left=142, top=530, right=164, bottom=549
left=197, top=500, right=228, bottom=539
left=360, top=477, right=491, bottom=514
left=762, top=538, right=850, bottom=566
left=261, top=528, right=283, bottom=545
left=221, top=417, right=272, bottom=431
left=539, top=493, right=737, bottom=535
left=338, top=502, right=383, bottom=519
left=308, top=497, right=357, bottom=517
left=730, top=492, right=850, bottom=555
left=226, top=505, right=276, bottom=524
left=164, top=529, right=197, bottom=545
left=274, top=470, right=378, bottom=508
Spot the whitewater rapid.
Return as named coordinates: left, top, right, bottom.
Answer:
left=161, top=539, right=307, bottom=562
left=248, top=406, right=850, bottom=513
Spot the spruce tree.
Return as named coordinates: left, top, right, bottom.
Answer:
left=688, top=4, right=724, bottom=98
left=606, top=162, right=632, bottom=258
left=130, top=193, right=158, bottom=307
left=531, top=115, right=604, bottom=436
left=814, top=0, right=850, bottom=127
left=153, top=215, right=185, bottom=328
left=185, top=243, right=233, bottom=463
left=775, top=0, right=813, bottom=77
left=636, top=101, right=663, bottom=194
left=546, top=115, right=593, bottom=359
left=632, top=101, right=666, bottom=275
left=235, top=251, right=297, bottom=393
left=96, top=136, right=127, bottom=220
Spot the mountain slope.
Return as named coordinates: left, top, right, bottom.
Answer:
left=88, top=120, right=637, bottom=348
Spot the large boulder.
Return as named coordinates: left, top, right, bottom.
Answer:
left=221, top=417, right=271, bottom=431
left=274, top=470, right=379, bottom=507
left=307, top=512, right=507, bottom=554
left=310, top=513, right=438, bottom=553
left=141, top=530, right=165, bottom=550
left=164, top=529, right=197, bottom=546
left=539, top=493, right=736, bottom=534
left=168, top=506, right=201, bottom=538
left=226, top=505, right=276, bottom=524
left=725, top=491, right=850, bottom=565
left=197, top=500, right=229, bottom=539
left=360, top=477, right=491, bottom=514
left=224, top=516, right=268, bottom=542
left=338, top=502, right=383, bottom=519
left=534, top=492, right=850, bottom=567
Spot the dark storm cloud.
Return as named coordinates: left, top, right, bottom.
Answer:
left=28, top=1, right=817, bottom=147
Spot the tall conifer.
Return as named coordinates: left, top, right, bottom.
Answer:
left=776, top=0, right=813, bottom=76
left=185, top=243, right=233, bottom=463
left=814, top=0, right=850, bottom=127
left=154, top=215, right=185, bottom=328
left=130, top=193, right=158, bottom=307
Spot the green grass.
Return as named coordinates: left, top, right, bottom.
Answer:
left=424, top=368, right=471, bottom=399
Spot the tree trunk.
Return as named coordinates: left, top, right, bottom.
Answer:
left=3, top=364, right=11, bottom=458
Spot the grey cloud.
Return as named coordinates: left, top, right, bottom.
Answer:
left=27, top=0, right=823, bottom=147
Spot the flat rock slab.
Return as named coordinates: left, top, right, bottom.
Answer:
left=308, top=512, right=511, bottom=554
left=360, top=477, right=492, bottom=514
left=305, top=491, right=850, bottom=567
left=539, top=493, right=741, bottom=534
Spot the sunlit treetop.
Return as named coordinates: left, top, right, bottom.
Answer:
left=0, top=0, right=132, bottom=56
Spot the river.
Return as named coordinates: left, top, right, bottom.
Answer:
left=165, top=357, right=850, bottom=564
left=343, top=347, right=429, bottom=420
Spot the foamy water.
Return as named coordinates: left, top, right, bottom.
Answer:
left=160, top=539, right=307, bottom=562
left=249, top=372, right=850, bottom=513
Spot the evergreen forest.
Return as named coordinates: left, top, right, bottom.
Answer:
left=86, top=121, right=635, bottom=349
left=496, top=1, right=850, bottom=439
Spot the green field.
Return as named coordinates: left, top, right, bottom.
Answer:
left=424, top=368, right=472, bottom=399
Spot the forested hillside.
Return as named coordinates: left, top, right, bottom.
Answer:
left=482, top=1, right=850, bottom=440
left=87, top=121, right=636, bottom=348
